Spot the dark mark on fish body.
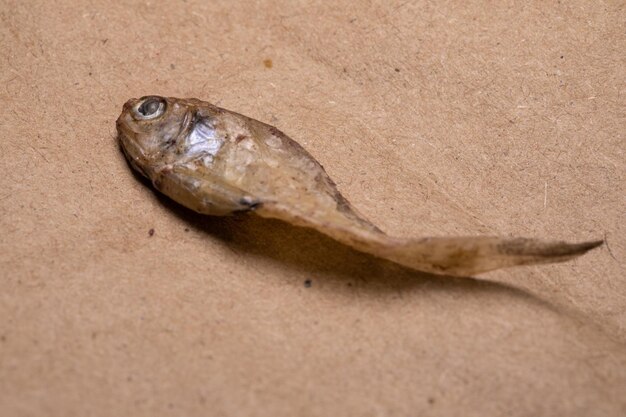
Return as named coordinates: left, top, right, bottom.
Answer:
left=148, top=228, right=155, bottom=237
left=263, top=58, right=273, bottom=68
left=304, top=279, right=312, bottom=288
left=236, top=197, right=262, bottom=212
left=268, top=126, right=287, bottom=139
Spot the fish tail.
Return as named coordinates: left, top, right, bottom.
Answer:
left=375, top=236, right=604, bottom=276
left=255, top=203, right=603, bottom=276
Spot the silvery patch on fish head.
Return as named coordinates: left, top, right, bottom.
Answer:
left=183, top=116, right=225, bottom=165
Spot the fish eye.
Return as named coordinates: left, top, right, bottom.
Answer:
left=133, top=96, right=166, bottom=120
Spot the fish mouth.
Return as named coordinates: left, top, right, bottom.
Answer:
left=116, top=118, right=151, bottom=179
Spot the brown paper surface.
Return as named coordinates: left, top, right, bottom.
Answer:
left=1, top=1, right=624, bottom=416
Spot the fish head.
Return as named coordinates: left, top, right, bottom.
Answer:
left=117, top=96, right=190, bottom=177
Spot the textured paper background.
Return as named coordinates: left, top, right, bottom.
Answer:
left=1, top=1, right=625, bottom=416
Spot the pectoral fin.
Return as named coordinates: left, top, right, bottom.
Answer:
left=152, top=165, right=260, bottom=216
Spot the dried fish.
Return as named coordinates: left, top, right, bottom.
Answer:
left=116, top=96, right=602, bottom=276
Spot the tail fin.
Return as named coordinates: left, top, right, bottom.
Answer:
left=378, top=236, right=604, bottom=276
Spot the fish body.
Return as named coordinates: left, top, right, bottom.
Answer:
left=117, top=96, right=602, bottom=276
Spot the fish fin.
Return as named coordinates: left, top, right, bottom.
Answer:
left=378, top=236, right=604, bottom=276
left=153, top=165, right=259, bottom=215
